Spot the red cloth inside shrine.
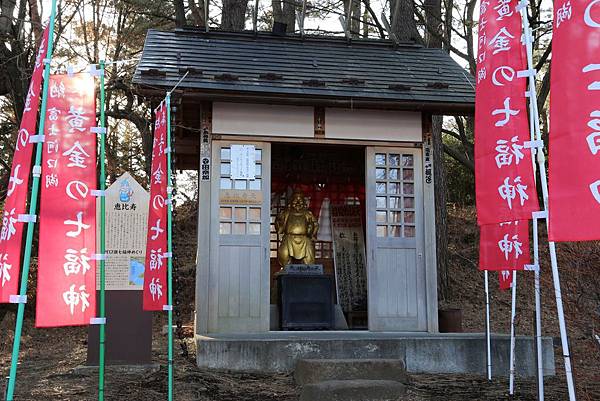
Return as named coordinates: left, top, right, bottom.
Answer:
left=270, top=144, right=366, bottom=220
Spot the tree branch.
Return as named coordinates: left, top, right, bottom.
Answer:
left=443, top=143, right=474, bottom=172
left=534, top=41, right=551, bottom=72
left=361, top=0, right=386, bottom=39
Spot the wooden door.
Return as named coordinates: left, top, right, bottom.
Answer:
left=366, top=147, right=427, bottom=331
left=208, top=141, right=271, bottom=333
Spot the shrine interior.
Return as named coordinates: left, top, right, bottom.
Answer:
left=269, top=143, right=367, bottom=330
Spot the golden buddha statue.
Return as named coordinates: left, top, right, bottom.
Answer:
left=275, top=191, right=319, bottom=266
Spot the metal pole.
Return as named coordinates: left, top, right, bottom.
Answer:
left=484, top=270, right=492, bottom=381
left=519, top=4, right=576, bottom=400
left=97, top=60, right=107, bottom=401
left=5, top=1, right=58, bottom=399
left=509, top=271, right=517, bottom=394
left=533, top=217, right=544, bottom=400
left=166, top=93, right=174, bottom=401
left=520, top=6, right=543, bottom=398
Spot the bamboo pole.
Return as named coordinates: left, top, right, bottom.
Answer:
left=166, top=93, right=174, bottom=401
left=97, top=60, right=107, bottom=401
left=509, top=272, right=517, bottom=394
left=533, top=216, right=545, bottom=400
left=484, top=270, right=492, bottom=381
left=5, top=1, right=58, bottom=399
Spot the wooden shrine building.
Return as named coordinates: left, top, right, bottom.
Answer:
left=128, top=29, right=535, bottom=374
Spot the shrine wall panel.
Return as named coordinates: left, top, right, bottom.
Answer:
left=325, top=108, right=422, bottom=142
left=217, top=245, right=263, bottom=319
left=213, top=102, right=314, bottom=138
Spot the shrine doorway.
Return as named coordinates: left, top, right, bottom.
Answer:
left=205, top=139, right=429, bottom=334
left=270, top=143, right=368, bottom=330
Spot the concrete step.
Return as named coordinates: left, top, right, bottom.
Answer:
left=295, top=359, right=408, bottom=385
left=299, top=379, right=407, bottom=401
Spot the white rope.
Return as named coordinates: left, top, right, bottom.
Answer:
left=167, top=70, right=190, bottom=95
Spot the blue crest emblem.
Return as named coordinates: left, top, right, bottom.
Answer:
left=119, top=179, right=134, bottom=202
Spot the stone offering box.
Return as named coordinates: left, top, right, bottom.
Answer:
left=278, top=273, right=334, bottom=330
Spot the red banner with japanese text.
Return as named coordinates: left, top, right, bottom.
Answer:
left=0, top=26, right=50, bottom=302
left=479, top=220, right=530, bottom=270
left=498, top=270, right=513, bottom=291
left=474, top=0, right=539, bottom=225
left=36, top=73, right=97, bottom=327
left=548, top=0, right=600, bottom=241
left=143, top=101, right=168, bottom=311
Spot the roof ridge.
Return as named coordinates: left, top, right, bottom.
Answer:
left=147, top=28, right=423, bottom=49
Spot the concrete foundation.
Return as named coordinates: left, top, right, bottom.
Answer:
left=195, top=331, right=555, bottom=377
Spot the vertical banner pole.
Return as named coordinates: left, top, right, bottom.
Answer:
left=5, top=1, right=57, bottom=399
left=519, top=4, right=576, bottom=400
left=520, top=5, right=543, bottom=399
left=97, top=60, right=107, bottom=401
left=166, top=93, right=174, bottom=401
left=533, top=217, right=544, bottom=400
left=547, top=242, right=576, bottom=400
left=509, top=272, right=518, bottom=394
left=484, top=270, right=492, bottom=381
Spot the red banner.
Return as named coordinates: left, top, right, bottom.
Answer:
left=36, top=73, right=97, bottom=327
left=498, top=269, right=513, bottom=291
left=548, top=0, right=600, bottom=241
left=143, top=101, right=168, bottom=311
left=474, top=0, right=539, bottom=225
left=479, top=220, right=530, bottom=270
left=0, top=26, right=50, bottom=303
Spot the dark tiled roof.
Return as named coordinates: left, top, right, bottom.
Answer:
left=133, top=29, right=475, bottom=112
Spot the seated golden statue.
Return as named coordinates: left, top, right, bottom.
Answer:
left=275, top=191, right=319, bottom=266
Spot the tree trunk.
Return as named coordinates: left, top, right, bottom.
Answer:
left=344, top=0, right=360, bottom=37
left=221, top=0, right=249, bottom=31
left=0, top=0, right=17, bottom=34
left=424, top=0, right=442, bottom=47
left=443, top=0, right=454, bottom=53
left=390, top=0, right=421, bottom=43
left=362, top=0, right=370, bottom=37
left=174, top=0, right=186, bottom=27
left=272, top=0, right=295, bottom=32
left=188, top=0, right=206, bottom=26
left=27, top=0, right=42, bottom=43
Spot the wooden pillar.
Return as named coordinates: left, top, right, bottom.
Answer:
left=422, top=112, right=439, bottom=333
left=195, top=101, right=213, bottom=334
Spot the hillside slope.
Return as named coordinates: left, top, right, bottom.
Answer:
left=443, top=206, right=600, bottom=399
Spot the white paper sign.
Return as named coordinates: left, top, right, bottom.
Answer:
left=230, top=144, right=256, bottom=180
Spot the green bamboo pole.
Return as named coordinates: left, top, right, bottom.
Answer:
left=165, top=93, right=174, bottom=401
left=5, top=1, right=58, bottom=400
left=97, top=60, right=107, bottom=401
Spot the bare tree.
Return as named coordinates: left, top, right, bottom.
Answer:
left=390, top=0, right=421, bottom=43
left=272, top=0, right=295, bottom=32
left=221, top=0, right=249, bottom=30
left=188, top=0, right=207, bottom=26
left=174, top=0, right=186, bottom=26
left=342, top=0, right=360, bottom=37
